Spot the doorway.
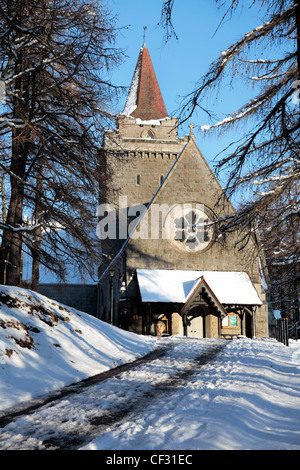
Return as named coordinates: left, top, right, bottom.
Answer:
left=186, top=307, right=205, bottom=338
left=245, top=311, right=253, bottom=338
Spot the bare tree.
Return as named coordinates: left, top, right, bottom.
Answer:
left=159, top=0, right=300, bottom=296
left=0, top=170, right=6, bottom=224
left=259, top=184, right=299, bottom=335
left=0, top=0, right=124, bottom=286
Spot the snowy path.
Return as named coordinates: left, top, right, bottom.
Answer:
left=0, top=337, right=300, bottom=450
left=0, top=339, right=225, bottom=450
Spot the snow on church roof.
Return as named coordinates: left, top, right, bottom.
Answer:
left=122, top=54, right=140, bottom=116
left=136, top=269, right=262, bottom=306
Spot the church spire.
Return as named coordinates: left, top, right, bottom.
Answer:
left=122, top=43, right=169, bottom=121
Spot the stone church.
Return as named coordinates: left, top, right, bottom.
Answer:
left=97, top=42, right=270, bottom=339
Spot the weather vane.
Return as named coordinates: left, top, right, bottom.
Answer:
left=143, top=25, right=147, bottom=45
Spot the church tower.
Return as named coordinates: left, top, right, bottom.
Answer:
left=101, top=43, right=189, bottom=210
left=98, top=43, right=270, bottom=340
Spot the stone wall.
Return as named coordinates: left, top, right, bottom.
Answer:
left=38, top=284, right=98, bottom=318
left=102, top=116, right=188, bottom=209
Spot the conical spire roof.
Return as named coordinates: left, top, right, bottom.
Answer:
left=123, top=45, right=168, bottom=121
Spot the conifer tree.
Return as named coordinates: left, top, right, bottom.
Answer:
left=0, top=0, right=123, bottom=286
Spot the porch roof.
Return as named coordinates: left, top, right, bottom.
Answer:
left=136, top=269, right=262, bottom=306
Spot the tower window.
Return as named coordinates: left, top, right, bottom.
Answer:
left=160, top=175, right=164, bottom=185
left=136, top=174, right=141, bottom=185
left=147, top=129, right=155, bottom=139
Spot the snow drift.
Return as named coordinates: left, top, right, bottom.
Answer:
left=0, top=285, right=156, bottom=412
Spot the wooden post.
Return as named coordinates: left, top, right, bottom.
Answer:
left=282, top=314, right=289, bottom=346
left=183, top=313, right=187, bottom=337
left=252, top=308, right=256, bottom=339
left=146, top=303, right=151, bottom=335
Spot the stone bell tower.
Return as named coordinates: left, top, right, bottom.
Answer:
left=101, top=42, right=190, bottom=212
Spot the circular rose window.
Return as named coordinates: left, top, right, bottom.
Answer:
left=164, top=203, right=215, bottom=253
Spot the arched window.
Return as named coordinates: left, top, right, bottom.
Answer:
left=160, top=175, right=164, bottom=185
left=136, top=174, right=141, bottom=185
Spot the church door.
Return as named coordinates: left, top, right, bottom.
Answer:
left=187, top=312, right=204, bottom=338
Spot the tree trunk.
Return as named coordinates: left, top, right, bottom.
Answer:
left=1, top=131, right=28, bottom=285
left=0, top=75, right=29, bottom=285
left=1, top=171, right=6, bottom=223
left=31, top=166, right=43, bottom=291
left=31, top=224, right=42, bottom=291
left=0, top=31, right=30, bottom=286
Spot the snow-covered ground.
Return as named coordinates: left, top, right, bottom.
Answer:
left=0, top=285, right=300, bottom=450
left=81, top=337, right=300, bottom=451
left=0, top=285, right=156, bottom=412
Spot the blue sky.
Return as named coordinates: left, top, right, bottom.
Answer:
left=109, top=0, right=267, bottom=181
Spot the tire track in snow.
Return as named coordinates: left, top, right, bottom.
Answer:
left=0, top=344, right=172, bottom=429
left=0, top=339, right=227, bottom=450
